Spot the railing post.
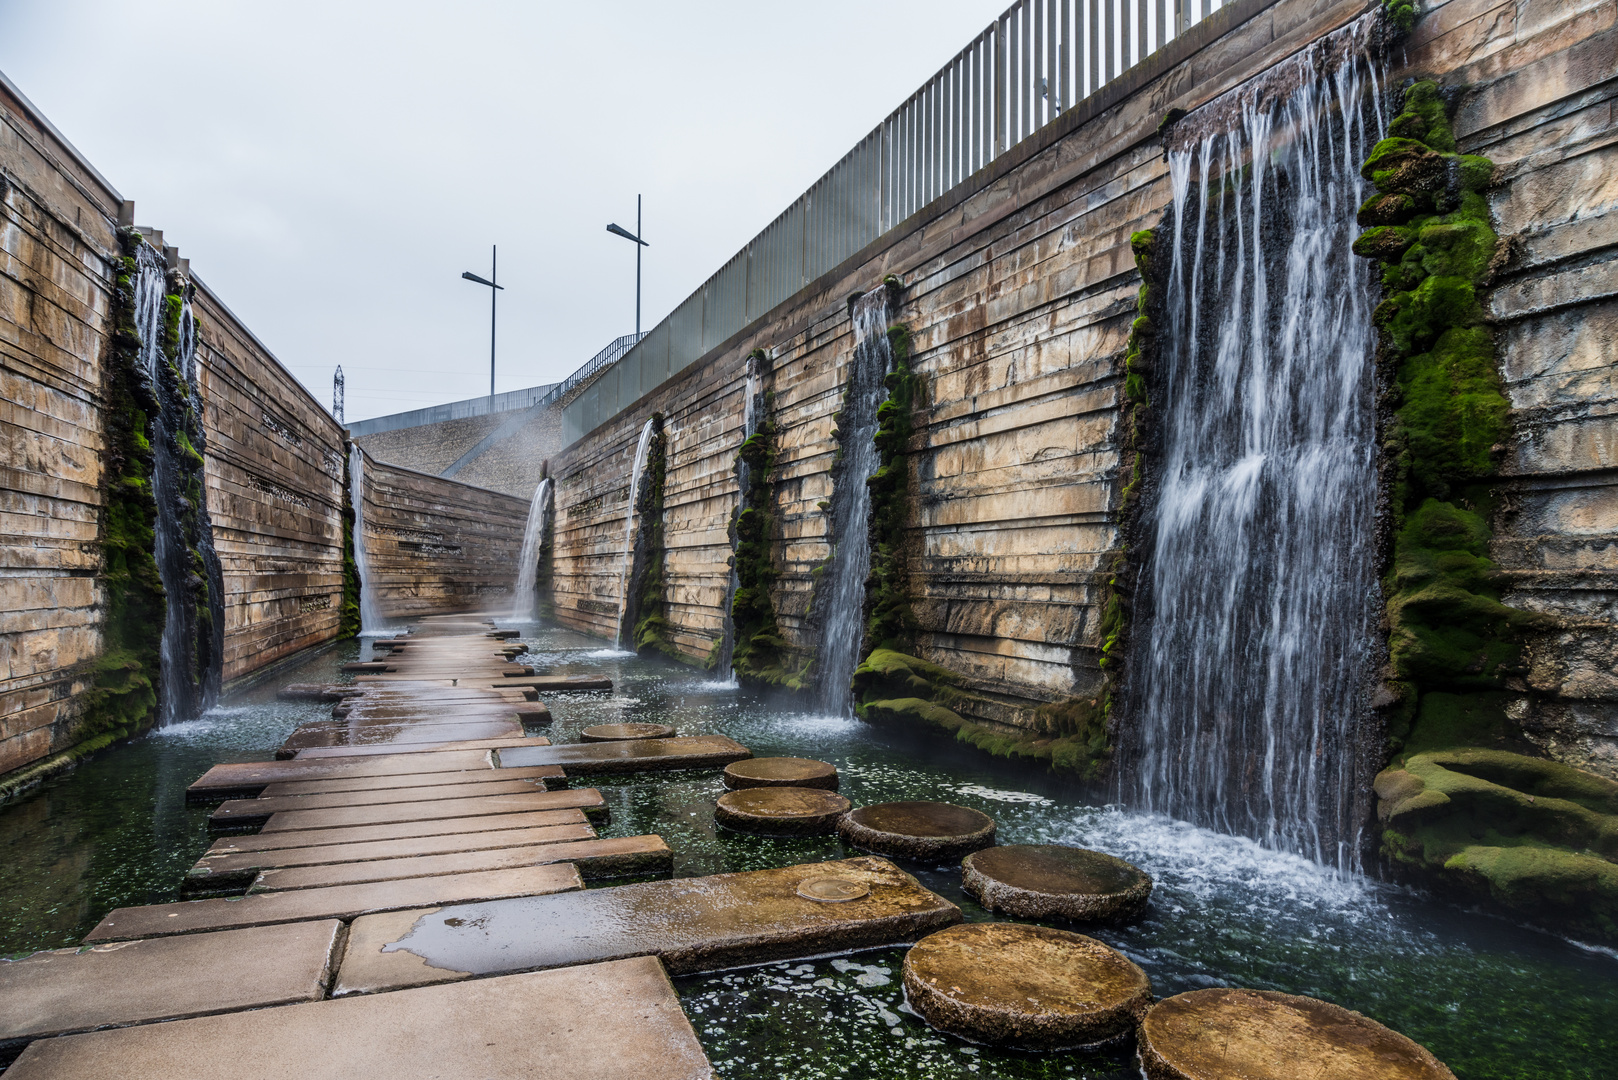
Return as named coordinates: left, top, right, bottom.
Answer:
left=994, top=15, right=1006, bottom=159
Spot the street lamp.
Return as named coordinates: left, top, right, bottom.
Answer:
left=606, top=196, right=649, bottom=336
left=462, top=245, right=504, bottom=398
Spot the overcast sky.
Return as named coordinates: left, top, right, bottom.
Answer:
left=0, top=0, right=1001, bottom=421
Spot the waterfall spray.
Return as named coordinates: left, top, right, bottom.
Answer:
left=814, top=289, right=894, bottom=715
left=716, top=359, right=763, bottom=682
left=512, top=477, right=553, bottom=622
left=1126, top=21, right=1384, bottom=872
left=348, top=444, right=384, bottom=635
left=614, top=419, right=657, bottom=649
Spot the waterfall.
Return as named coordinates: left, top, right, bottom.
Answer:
left=614, top=418, right=656, bottom=649
left=1126, top=24, right=1384, bottom=872
left=716, top=359, right=762, bottom=682
left=512, top=477, right=553, bottom=622
left=131, top=242, right=222, bottom=724
left=348, top=444, right=385, bottom=635
left=815, top=289, right=893, bottom=715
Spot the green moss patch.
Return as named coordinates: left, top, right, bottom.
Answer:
left=631, top=415, right=678, bottom=660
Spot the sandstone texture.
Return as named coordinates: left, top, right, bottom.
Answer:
left=837, top=801, right=996, bottom=862
left=714, top=786, right=851, bottom=835
left=723, top=756, right=840, bottom=790
left=961, top=843, right=1153, bottom=922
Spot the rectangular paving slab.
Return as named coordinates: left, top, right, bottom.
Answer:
left=252, top=788, right=607, bottom=833
left=496, top=735, right=751, bottom=775
left=292, top=736, right=547, bottom=759
left=85, top=863, right=583, bottom=942
left=487, top=675, right=613, bottom=690
left=335, top=856, right=959, bottom=995
left=209, top=776, right=562, bottom=827
left=278, top=718, right=524, bottom=757
left=252, top=835, right=671, bottom=891
left=257, top=763, right=565, bottom=798
left=0, top=921, right=340, bottom=1059
left=186, top=750, right=495, bottom=802
left=200, top=808, right=592, bottom=854
left=186, top=822, right=599, bottom=891
left=5, top=957, right=711, bottom=1080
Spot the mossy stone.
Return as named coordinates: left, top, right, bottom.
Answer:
left=714, top=787, right=851, bottom=836
left=961, top=844, right=1152, bottom=923
left=1139, top=988, right=1455, bottom=1080
left=580, top=723, right=675, bottom=742
left=723, top=757, right=839, bottom=791
left=902, top=922, right=1151, bottom=1050
left=837, top=801, right=995, bottom=863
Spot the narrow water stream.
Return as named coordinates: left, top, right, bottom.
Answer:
left=1, top=627, right=1612, bottom=1079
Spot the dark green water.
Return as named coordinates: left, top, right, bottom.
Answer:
left=1, top=625, right=1612, bottom=1079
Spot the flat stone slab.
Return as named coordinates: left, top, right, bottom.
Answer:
left=340, top=662, right=393, bottom=673
left=188, top=821, right=598, bottom=892
left=201, top=808, right=592, bottom=854
left=714, top=787, right=850, bottom=836
left=962, top=844, right=1153, bottom=922
left=1139, top=988, right=1457, bottom=1080
left=85, top=864, right=583, bottom=942
left=209, top=776, right=562, bottom=828
left=838, top=801, right=996, bottom=863
left=254, top=788, right=608, bottom=833
left=293, top=736, right=546, bottom=759
left=186, top=751, right=496, bottom=802
left=252, top=835, right=671, bottom=891
left=257, top=763, right=564, bottom=798
left=580, top=722, right=675, bottom=741
left=278, top=720, right=526, bottom=758
left=335, top=856, right=960, bottom=995
left=0, top=921, right=340, bottom=1056
left=498, top=735, right=751, bottom=775
left=488, top=675, right=613, bottom=691
left=5, top=957, right=712, bottom=1080
left=277, top=684, right=363, bottom=702
left=902, top=922, right=1152, bottom=1050
left=724, top=756, right=839, bottom=790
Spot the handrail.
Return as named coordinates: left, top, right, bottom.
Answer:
left=540, top=333, right=645, bottom=407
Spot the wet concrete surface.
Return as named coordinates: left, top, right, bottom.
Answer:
left=209, top=776, right=563, bottom=827
left=257, top=763, right=565, bottom=798
left=253, top=788, right=607, bottom=833
left=837, top=801, right=996, bottom=862
left=251, top=835, right=671, bottom=891
left=497, top=735, right=751, bottom=775
left=200, top=807, right=594, bottom=853
left=713, top=787, right=851, bottom=836
left=722, top=757, right=839, bottom=790
left=186, top=750, right=497, bottom=802
left=962, top=844, right=1153, bottom=922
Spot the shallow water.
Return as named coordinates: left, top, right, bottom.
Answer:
left=2, top=625, right=1613, bottom=1079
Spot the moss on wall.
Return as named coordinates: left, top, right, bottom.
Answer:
left=631, top=415, right=677, bottom=659
left=339, top=443, right=361, bottom=639
left=862, top=325, right=918, bottom=654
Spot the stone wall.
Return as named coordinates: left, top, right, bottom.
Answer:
left=358, top=451, right=530, bottom=619
left=355, top=402, right=562, bottom=499
left=549, top=0, right=1618, bottom=774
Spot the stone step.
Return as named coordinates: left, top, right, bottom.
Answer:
left=257, top=763, right=564, bottom=799
left=335, top=856, right=960, bottom=996
left=186, top=751, right=496, bottom=803
left=85, top=863, right=583, bottom=943
left=292, top=736, right=546, bottom=760
left=252, top=835, right=672, bottom=891
left=253, top=788, right=609, bottom=834
left=340, top=662, right=393, bottom=673
left=276, top=719, right=525, bottom=758
left=276, top=684, right=364, bottom=702
left=497, top=735, right=751, bottom=775
left=186, top=821, right=599, bottom=890
left=4, top=958, right=712, bottom=1080
left=209, top=776, right=565, bottom=828
left=204, top=808, right=593, bottom=854
left=0, top=921, right=340, bottom=1060
left=487, top=675, right=613, bottom=691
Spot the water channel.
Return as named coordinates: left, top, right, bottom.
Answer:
left=1, top=624, right=1612, bottom=1079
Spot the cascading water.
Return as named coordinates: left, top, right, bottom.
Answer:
left=1126, top=22, right=1385, bottom=872
left=716, top=359, right=763, bottom=682
left=511, top=477, right=553, bottom=622
left=348, top=444, right=385, bottom=635
left=814, top=289, right=893, bottom=715
left=614, top=419, right=657, bottom=649
left=132, top=242, right=224, bottom=724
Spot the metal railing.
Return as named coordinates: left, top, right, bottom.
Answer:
left=563, top=0, right=1232, bottom=444
left=540, top=333, right=646, bottom=408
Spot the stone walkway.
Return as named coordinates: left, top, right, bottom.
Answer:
left=1, top=614, right=961, bottom=1078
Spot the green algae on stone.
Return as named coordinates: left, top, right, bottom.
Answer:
left=630, top=415, right=678, bottom=660
left=863, top=324, right=919, bottom=654
left=339, top=444, right=361, bottom=639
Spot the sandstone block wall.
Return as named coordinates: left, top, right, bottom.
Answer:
left=550, top=0, right=1618, bottom=766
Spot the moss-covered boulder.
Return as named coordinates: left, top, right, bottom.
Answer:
left=1376, top=749, right=1618, bottom=941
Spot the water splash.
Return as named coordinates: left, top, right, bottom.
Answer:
left=1126, top=25, right=1385, bottom=872
left=511, top=477, right=553, bottom=621
left=814, top=289, right=893, bottom=715
left=615, top=418, right=657, bottom=648
left=348, top=444, right=386, bottom=635
left=717, top=357, right=763, bottom=681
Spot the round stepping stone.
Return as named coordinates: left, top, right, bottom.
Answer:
left=714, top=787, right=852, bottom=836
left=836, top=801, right=995, bottom=862
left=1139, top=988, right=1456, bottom=1080
left=962, top=843, right=1152, bottom=922
left=723, top=756, right=839, bottom=791
left=579, top=723, right=675, bottom=742
left=902, top=922, right=1151, bottom=1050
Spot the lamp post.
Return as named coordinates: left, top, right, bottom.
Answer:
left=462, top=245, right=504, bottom=397
left=606, top=196, right=648, bottom=336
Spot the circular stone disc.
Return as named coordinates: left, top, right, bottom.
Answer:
left=714, top=786, right=852, bottom=836
left=579, top=723, right=675, bottom=742
left=902, top=922, right=1152, bottom=1050
left=723, top=756, right=840, bottom=791
left=837, top=801, right=995, bottom=863
left=797, top=876, right=870, bottom=902
left=962, top=844, right=1153, bottom=923
left=1139, top=988, right=1456, bottom=1080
